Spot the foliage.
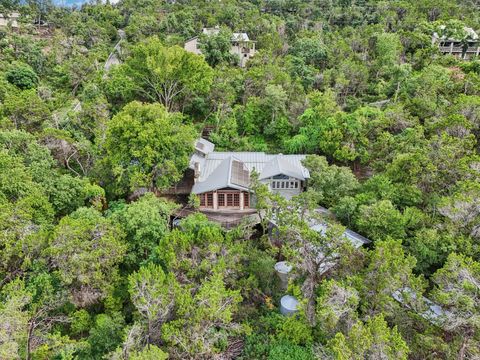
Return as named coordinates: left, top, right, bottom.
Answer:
left=0, top=0, right=479, bottom=359
left=104, top=101, right=196, bottom=194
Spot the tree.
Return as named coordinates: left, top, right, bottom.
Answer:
left=355, top=200, right=406, bottom=241
left=431, top=253, right=480, bottom=360
left=121, top=37, right=214, bottom=110
left=362, top=239, right=424, bottom=317
left=302, top=155, right=359, bottom=208
left=104, top=101, right=197, bottom=194
left=0, top=279, right=30, bottom=360
left=130, top=345, right=168, bottom=360
left=47, top=207, right=126, bottom=306
left=199, top=28, right=236, bottom=67
left=5, top=63, right=39, bottom=90
left=315, top=279, right=359, bottom=338
left=1, top=89, right=51, bottom=132
left=327, top=315, right=410, bottom=360
left=162, top=270, right=242, bottom=358
left=128, top=263, right=181, bottom=345
left=282, top=218, right=359, bottom=323
left=109, top=193, right=177, bottom=268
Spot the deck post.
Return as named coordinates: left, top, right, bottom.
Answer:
left=213, top=191, right=218, bottom=210
left=240, top=191, right=244, bottom=210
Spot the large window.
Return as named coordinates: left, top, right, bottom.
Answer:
left=271, top=179, right=299, bottom=190
left=206, top=193, right=213, bottom=207
left=244, top=192, right=249, bottom=208
left=218, top=193, right=225, bottom=207
left=227, top=193, right=233, bottom=206
left=200, top=193, right=205, bottom=207
left=233, top=193, right=240, bottom=207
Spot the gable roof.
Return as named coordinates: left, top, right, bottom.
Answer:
left=259, top=155, right=307, bottom=181
left=186, top=28, right=254, bottom=45
left=192, top=155, right=251, bottom=194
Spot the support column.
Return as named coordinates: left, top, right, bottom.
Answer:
left=239, top=191, right=244, bottom=210
left=213, top=191, right=218, bottom=210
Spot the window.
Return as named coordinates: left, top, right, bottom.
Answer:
left=290, top=181, right=295, bottom=188
left=227, top=193, right=233, bottom=206
left=285, top=182, right=289, bottom=189
left=233, top=193, right=240, bottom=207
left=218, top=193, right=225, bottom=207
left=281, top=182, right=285, bottom=189
left=294, top=181, right=299, bottom=188
left=271, top=181, right=276, bottom=189
left=207, top=193, right=213, bottom=207
left=200, top=194, right=205, bottom=207
left=244, top=193, right=249, bottom=208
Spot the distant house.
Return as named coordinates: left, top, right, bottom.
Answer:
left=0, top=12, right=19, bottom=28
left=184, top=27, right=256, bottom=67
left=187, top=138, right=309, bottom=211
left=432, top=26, right=480, bottom=59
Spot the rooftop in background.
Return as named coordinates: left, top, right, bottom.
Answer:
left=0, top=12, right=20, bottom=28
left=199, top=26, right=253, bottom=42
left=432, top=26, right=480, bottom=60
left=433, top=26, right=479, bottom=42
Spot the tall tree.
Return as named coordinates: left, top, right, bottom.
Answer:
left=104, top=101, right=197, bottom=195
left=431, top=253, right=480, bottom=360
left=120, top=37, right=214, bottom=110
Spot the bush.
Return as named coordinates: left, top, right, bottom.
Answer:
left=5, top=63, right=39, bottom=90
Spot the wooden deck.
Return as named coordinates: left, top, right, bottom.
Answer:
left=175, top=207, right=259, bottom=229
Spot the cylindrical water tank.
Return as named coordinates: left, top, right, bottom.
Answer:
left=280, top=295, right=299, bottom=316
left=274, top=261, right=292, bottom=289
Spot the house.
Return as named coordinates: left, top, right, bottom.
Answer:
left=0, top=12, right=19, bottom=28
left=432, top=26, right=480, bottom=59
left=188, top=138, right=309, bottom=211
left=184, top=27, right=256, bottom=67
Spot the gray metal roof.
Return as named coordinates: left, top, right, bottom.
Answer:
left=190, top=150, right=309, bottom=194
left=259, top=155, right=307, bottom=180
left=309, top=223, right=370, bottom=248
left=232, top=32, right=250, bottom=42
left=392, top=287, right=448, bottom=326
left=191, top=155, right=251, bottom=194
left=195, top=138, right=215, bottom=155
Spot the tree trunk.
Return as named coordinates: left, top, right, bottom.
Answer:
left=26, top=321, right=34, bottom=360
left=457, top=334, right=470, bottom=360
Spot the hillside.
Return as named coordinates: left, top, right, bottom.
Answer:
left=0, top=0, right=479, bottom=359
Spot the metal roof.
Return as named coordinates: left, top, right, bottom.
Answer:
left=190, top=149, right=310, bottom=194
left=195, top=138, right=215, bottom=155
left=392, top=287, right=448, bottom=326
left=259, top=155, right=307, bottom=180
left=309, top=223, right=370, bottom=248
left=191, top=155, right=251, bottom=194
left=232, top=32, right=250, bottom=42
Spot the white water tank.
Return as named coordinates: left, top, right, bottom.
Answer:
left=280, top=295, right=299, bottom=316
left=274, top=261, right=292, bottom=289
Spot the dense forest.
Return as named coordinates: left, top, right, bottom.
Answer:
left=0, top=0, right=479, bottom=359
